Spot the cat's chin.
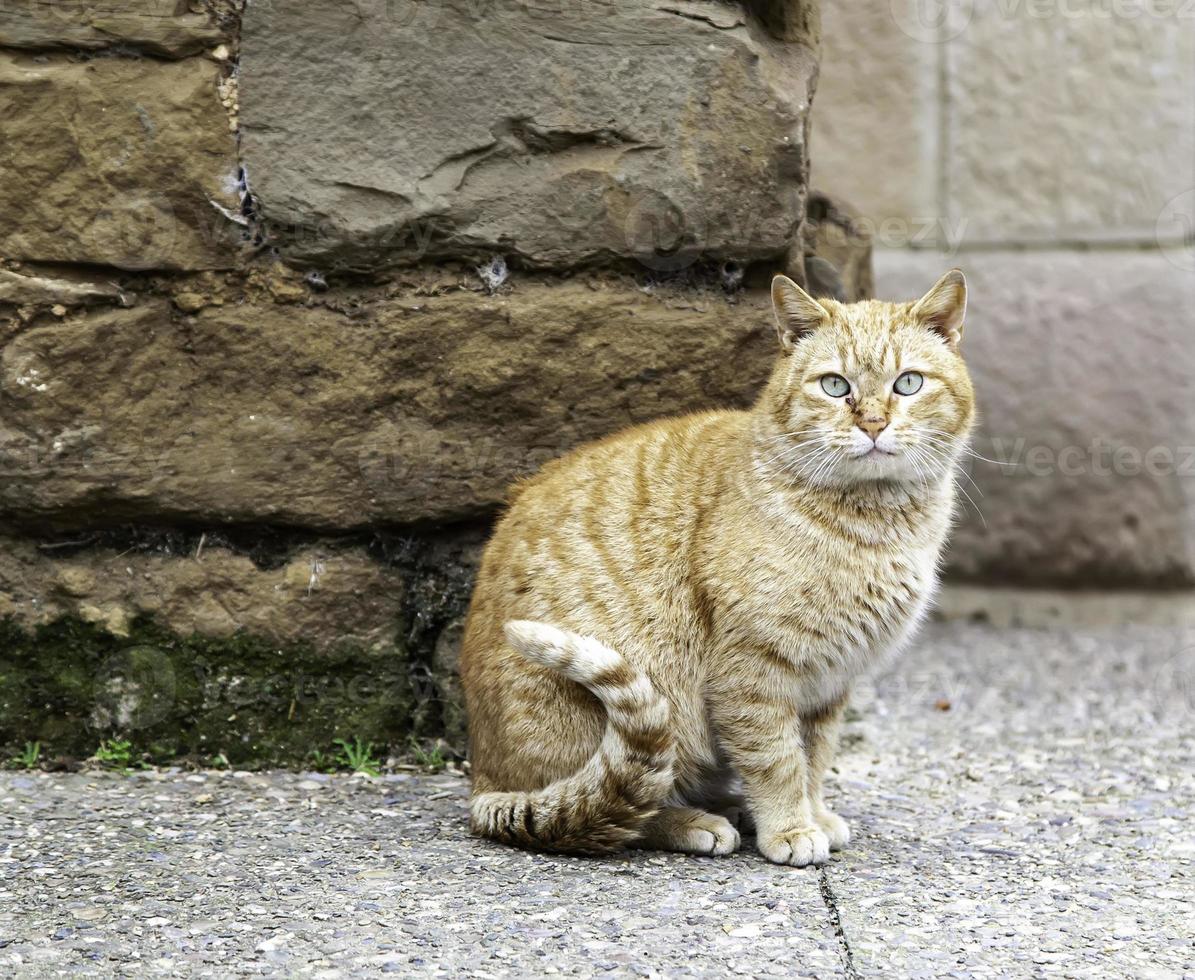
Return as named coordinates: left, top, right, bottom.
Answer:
left=834, top=452, right=933, bottom=488
left=844, top=448, right=904, bottom=473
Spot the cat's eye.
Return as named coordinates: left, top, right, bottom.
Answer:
left=894, top=371, right=924, bottom=396
left=820, top=374, right=850, bottom=397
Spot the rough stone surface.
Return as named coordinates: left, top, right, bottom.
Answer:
left=810, top=0, right=940, bottom=238
left=2, top=618, right=1192, bottom=975
left=239, top=0, right=816, bottom=272
left=0, top=268, right=133, bottom=309
left=0, top=52, right=241, bottom=270
left=875, top=248, right=1195, bottom=586
left=0, top=0, right=227, bottom=57
left=802, top=192, right=874, bottom=301
left=833, top=619, right=1195, bottom=977
left=945, top=0, right=1195, bottom=244
left=0, top=610, right=415, bottom=767
left=0, top=523, right=484, bottom=765
left=0, top=281, right=777, bottom=531
left=433, top=617, right=468, bottom=753
left=0, top=538, right=405, bottom=653
left=0, top=770, right=842, bottom=976
left=935, top=584, right=1195, bottom=630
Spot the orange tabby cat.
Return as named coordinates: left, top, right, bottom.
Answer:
left=460, top=270, right=975, bottom=865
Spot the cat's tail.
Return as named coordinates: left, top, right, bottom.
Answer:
left=468, top=620, right=675, bottom=855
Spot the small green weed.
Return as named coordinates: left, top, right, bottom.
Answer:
left=93, top=738, right=141, bottom=771
left=408, top=737, right=447, bottom=773
left=11, top=741, right=41, bottom=770
left=333, top=737, right=381, bottom=777
left=307, top=748, right=333, bottom=772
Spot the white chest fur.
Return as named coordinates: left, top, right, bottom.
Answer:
left=728, top=489, right=950, bottom=713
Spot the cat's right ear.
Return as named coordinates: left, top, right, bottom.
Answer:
left=771, top=275, right=830, bottom=353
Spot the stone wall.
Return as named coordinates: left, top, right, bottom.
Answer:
left=0, top=0, right=841, bottom=763
left=813, top=0, right=1195, bottom=586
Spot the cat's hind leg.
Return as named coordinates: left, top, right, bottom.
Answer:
left=636, top=806, right=741, bottom=857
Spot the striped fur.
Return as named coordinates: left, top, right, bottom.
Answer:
left=461, top=271, right=975, bottom=863
left=468, top=623, right=675, bottom=854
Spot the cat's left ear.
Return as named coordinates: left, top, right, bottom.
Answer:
left=771, top=275, right=830, bottom=353
left=911, top=269, right=967, bottom=347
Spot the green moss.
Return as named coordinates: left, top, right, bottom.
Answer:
left=0, top=616, right=414, bottom=767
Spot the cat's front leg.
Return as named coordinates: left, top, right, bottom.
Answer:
left=801, top=693, right=851, bottom=851
left=708, top=676, right=830, bottom=867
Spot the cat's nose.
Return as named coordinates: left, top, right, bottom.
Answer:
left=857, top=417, right=889, bottom=441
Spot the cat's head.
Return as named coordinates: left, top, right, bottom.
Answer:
left=759, top=270, right=975, bottom=487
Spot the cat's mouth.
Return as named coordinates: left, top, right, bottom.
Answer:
left=854, top=446, right=897, bottom=460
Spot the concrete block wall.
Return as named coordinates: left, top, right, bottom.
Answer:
left=813, top=0, right=1195, bottom=586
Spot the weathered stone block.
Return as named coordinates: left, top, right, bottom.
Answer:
left=0, top=281, right=777, bottom=530
left=810, top=0, right=941, bottom=240
left=0, top=52, right=241, bottom=270
left=875, top=248, right=1195, bottom=586
left=0, top=0, right=227, bottom=57
left=0, top=536, right=416, bottom=764
left=0, top=539, right=405, bottom=654
left=0, top=269, right=132, bottom=309
left=945, top=1, right=1195, bottom=244
left=238, top=0, right=816, bottom=271
left=803, top=192, right=874, bottom=301
left=0, top=614, right=414, bottom=766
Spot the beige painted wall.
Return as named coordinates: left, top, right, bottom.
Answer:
left=813, top=0, right=1195, bottom=585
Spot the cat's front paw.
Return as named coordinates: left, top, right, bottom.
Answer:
left=814, top=809, right=851, bottom=851
left=757, top=827, right=831, bottom=867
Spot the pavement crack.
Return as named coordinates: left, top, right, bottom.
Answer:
left=817, top=868, right=860, bottom=979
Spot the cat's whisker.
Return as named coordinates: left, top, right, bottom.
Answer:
left=756, top=433, right=848, bottom=484
left=760, top=437, right=826, bottom=466
left=805, top=446, right=843, bottom=486
left=912, top=441, right=986, bottom=498
left=903, top=447, right=934, bottom=494
left=783, top=446, right=832, bottom=482
left=789, top=448, right=828, bottom=476
left=754, top=435, right=826, bottom=470
left=758, top=443, right=824, bottom=472
left=953, top=481, right=987, bottom=526
left=911, top=443, right=986, bottom=525
left=919, top=429, right=1015, bottom=467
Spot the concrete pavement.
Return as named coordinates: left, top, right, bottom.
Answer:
left=2, top=618, right=1192, bottom=977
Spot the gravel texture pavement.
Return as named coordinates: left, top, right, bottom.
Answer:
left=2, top=619, right=1193, bottom=977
